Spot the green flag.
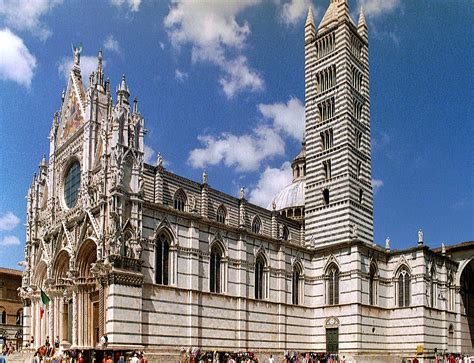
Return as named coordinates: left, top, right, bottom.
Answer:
left=40, top=289, right=50, bottom=319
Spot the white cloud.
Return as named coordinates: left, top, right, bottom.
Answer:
left=175, top=69, right=188, bottom=82
left=109, top=0, right=141, bottom=12
left=258, top=97, right=305, bottom=140
left=188, top=126, right=285, bottom=172
left=0, top=235, right=21, bottom=246
left=104, top=35, right=121, bottom=53
left=0, top=211, right=20, bottom=232
left=279, top=0, right=312, bottom=26
left=356, top=0, right=400, bottom=18
left=0, top=29, right=37, bottom=87
left=144, top=144, right=155, bottom=164
left=164, top=0, right=264, bottom=98
left=372, top=178, right=384, bottom=194
left=249, top=162, right=292, bottom=208
left=58, top=55, right=102, bottom=86
left=0, top=0, right=62, bottom=41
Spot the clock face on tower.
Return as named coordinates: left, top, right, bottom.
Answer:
left=64, top=160, right=81, bottom=209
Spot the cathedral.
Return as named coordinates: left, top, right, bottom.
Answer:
left=19, top=0, right=473, bottom=362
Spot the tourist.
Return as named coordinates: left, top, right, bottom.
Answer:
left=30, top=336, right=35, bottom=348
left=106, top=354, right=113, bottom=363
left=54, top=336, right=60, bottom=349
left=268, top=354, right=274, bottom=363
left=45, top=336, right=50, bottom=348
left=78, top=352, right=85, bottom=363
left=131, top=353, right=140, bottom=363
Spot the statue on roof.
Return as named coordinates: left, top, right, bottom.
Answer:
left=72, top=43, right=83, bottom=66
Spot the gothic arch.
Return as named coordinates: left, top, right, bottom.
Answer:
left=393, top=256, right=412, bottom=278
left=254, top=245, right=269, bottom=266
left=323, top=254, right=340, bottom=275
left=76, top=239, right=97, bottom=278
left=33, top=260, right=48, bottom=288
left=209, top=238, right=227, bottom=258
left=456, top=257, right=474, bottom=286
left=53, top=249, right=71, bottom=282
left=368, top=259, right=379, bottom=276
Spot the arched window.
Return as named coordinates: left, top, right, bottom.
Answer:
left=216, top=205, right=226, bottom=224
left=430, top=266, right=436, bottom=308
left=16, top=309, right=23, bottom=326
left=369, top=264, right=377, bottom=306
left=1, top=310, right=6, bottom=324
left=210, top=244, right=222, bottom=293
left=155, top=232, right=170, bottom=285
left=327, top=265, right=339, bottom=305
left=173, top=189, right=187, bottom=211
left=252, top=216, right=262, bottom=234
left=292, top=263, right=303, bottom=305
left=255, top=255, right=267, bottom=300
left=282, top=226, right=290, bottom=241
left=398, top=268, right=411, bottom=307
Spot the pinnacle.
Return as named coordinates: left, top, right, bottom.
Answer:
left=305, top=7, right=315, bottom=27
left=358, top=7, right=367, bottom=28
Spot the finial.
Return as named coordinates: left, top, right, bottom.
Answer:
left=202, top=170, right=208, bottom=184
left=385, top=237, right=391, bottom=252
left=240, top=187, right=245, bottom=200
left=133, top=97, right=138, bottom=113
left=418, top=229, right=424, bottom=245
left=98, top=48, right=103, bottom=62
left=272, top=201, right=276, bottom=211
left=305, top=7, right=315, bottom=27
left=441, top=242, right=446, bottom=255
left=61, top=89, right=65, bottom=103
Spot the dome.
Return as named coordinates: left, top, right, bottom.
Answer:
left=267, top=179, right=305, bottom=210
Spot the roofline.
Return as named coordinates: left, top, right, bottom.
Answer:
left=0, top=267, right=23, bottom=276
left=432, top=240, right=474, bottom=253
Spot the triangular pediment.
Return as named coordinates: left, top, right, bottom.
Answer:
left=57, top=67, right=87, bottom=145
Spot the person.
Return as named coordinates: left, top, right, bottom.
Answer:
left=268, top=354, right=274, bottom=363
left=54, top=336, right=60, bottom=349
left=106, top=354, right=113, bottom=363
left=30, top=335, right=35, bottom=349
left=78, top=352, right=84, bottom=363
left=413, top=357, right=419, bottom=363
left=45, top=336, right=50, bottom=348
left=131, top=353, right=140, bottom=363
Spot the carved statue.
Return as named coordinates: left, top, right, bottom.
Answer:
left=240, top=187, right=245, bottom=199
left=202, top=170, right=208, bottom=184
left=418, top=229, right=424, bottom=244
left=350, top=223, right=358, bottom=238
left=156, top=153, right=163, bottom=168
left=72, top=43, right=82, bottom=66
left=385, top=237, right=390, bottom=250
left=272, top=201, right=276, bottom=211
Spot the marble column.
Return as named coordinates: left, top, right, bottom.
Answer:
left=72, top=290, right=78, bottom=346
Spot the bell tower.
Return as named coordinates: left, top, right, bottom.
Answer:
left=304, top=0, right=374, bottom=246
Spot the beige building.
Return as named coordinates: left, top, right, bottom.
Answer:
left=18, top=0, right=473, bottom=362
left=0, top=267, right=23, bottom=349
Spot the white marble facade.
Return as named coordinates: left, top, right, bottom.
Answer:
left=20, top=1, right=473, bottom=362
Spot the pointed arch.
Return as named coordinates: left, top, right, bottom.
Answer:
left=173, top=188, right=187, bottom=212
left=396, top=263, right=411, bottom=307
left=33, top=260, right=48, bottom=289
left=292, top=259, right=304, bottom=305
left=251, top=215, right=262, bottom=234
left=326, top=261, right=340, bottom=305
left=429, top=263, right=437, bottom=308
left=323, top=254, right=341, bottom=275
left=254, top=248, right=269, bottom=300
left=216, top=204, right=227, bottom=224
left=53, top=249, right=71, bottom=283
left=369, top=261, right=378, bottom=306
left=209, top=238, right=228, bottom=294
left=76, top=239, right=97, bottom=279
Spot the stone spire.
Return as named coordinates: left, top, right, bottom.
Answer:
left=358, top=7, right=368, bottom=39
left=305, top=7, right=316, bottom=43
left=116, top=74, right=130, bottom=104
left=318, top=0, right=352, bottom=31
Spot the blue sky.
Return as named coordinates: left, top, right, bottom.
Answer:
left=0, top=0, right=472, bottom=269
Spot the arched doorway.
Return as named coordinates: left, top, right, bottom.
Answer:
left=75, top=239, right=99, bottom=348
left=459, top=259, right=474, bottom=353
left=33, top=261, right=47, bottom=348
